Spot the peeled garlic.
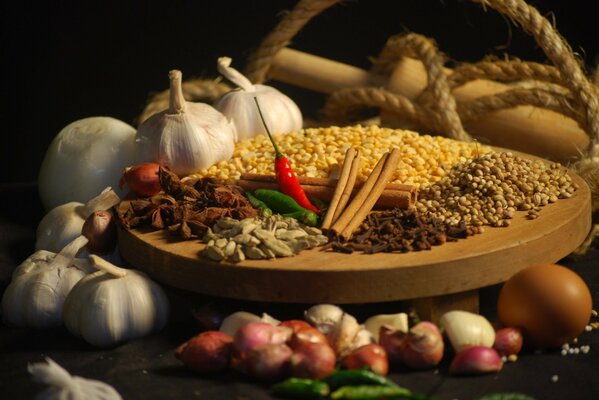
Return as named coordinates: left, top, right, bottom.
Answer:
left=38, top=117, right=136, bottom=211
left=364, top=313, right=409, bottom=342
left=29, top=357, right=122, bottom=400
left=440, top=310, right=496, bottom=352
left=1, top=236, right=92, bottom=328
left=36, top=187, right=120, bottom=253
left=63, top=255, right=169, bottom=348
left=136, top=70, right=236, bottom=176
left=304, top=304, right=344, bottom=334
left=214, top=57, right=302, bottom=140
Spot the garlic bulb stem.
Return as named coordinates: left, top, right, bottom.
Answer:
left=217, top=57, right=255, bottom=92
left=52, top=235, right=89, bottom=270
left=83, top=187, right=121, bottom=216
left=169, top=70, right=186, bottom=113
left=90, top=254, right=127, bottom=278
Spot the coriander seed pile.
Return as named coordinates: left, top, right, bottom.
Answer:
left=416, top=152, right=578, bottom=227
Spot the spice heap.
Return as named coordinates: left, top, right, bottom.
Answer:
left=191, top=125, right=490, bottom=185
left=325, top=208, right=481, bottom=254
left=201, top=215, right=328, bottom=262
left=416, top=152, right=578, bottom=227
left=117, top=168, right=258, bottom=240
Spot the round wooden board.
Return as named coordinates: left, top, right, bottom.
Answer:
left=118, top=167, right=592, bottom=304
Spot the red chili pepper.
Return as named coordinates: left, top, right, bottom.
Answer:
left=254, top=97, right=320, bottom=214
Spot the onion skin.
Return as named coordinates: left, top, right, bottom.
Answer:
left=400, top=322, right=444, bottom=370
left=449, top=346, right=503, bottom=376
left=290, top=342, right=337, bottom=380
left=81, top=210, right=117, bottom=254
left=175, top=331, right=233, bottom=374
left=279, top=320, right=313, bottom=333
left=119, top=163, right=162, bottom=197
left=493, top=327, right=524, bottom=356
left=341, top=344, right=389, bottom=376
left=234, top=322, right=292, bottom=354
left=245, top=343, right=293, bottom=381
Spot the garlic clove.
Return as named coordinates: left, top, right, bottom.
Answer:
left=440, top=310, right=496, bottom=353
left=364, top=312, right=409, bottom=342
left=328, top=313, right=362, bottom=356
left=304, top=304, right=344, bottom=334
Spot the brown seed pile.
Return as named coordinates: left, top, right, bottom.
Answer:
left=325, top=208, right=481, bottom=254
left=416, top=151, right=578, bottom=227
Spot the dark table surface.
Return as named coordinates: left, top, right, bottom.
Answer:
left=1, top=183, right=598, bottom=400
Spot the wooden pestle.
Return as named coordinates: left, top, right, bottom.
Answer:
left=268, top=48, right=589, bottom=163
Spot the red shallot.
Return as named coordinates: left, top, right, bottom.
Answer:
left=396, top=321, right=444, bottom=370
left=493, top=327, right=524, bottom=356
left=119, top=162, right=162, bottom=197
left=234, top=322, right=292, bottom=354
left=245, top=343, right=293, bottom=381
left=81, top=210, right=116, bottom=254
left=449, top=345, right=503, bottom=375
left=175, top=331, right=233, bottom=374
left=341, top=343, right=389, bottom=376
left=290, top=342, right=337, bottom=380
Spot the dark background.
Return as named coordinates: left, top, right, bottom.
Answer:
left=1, top=0, right=597, bottom=185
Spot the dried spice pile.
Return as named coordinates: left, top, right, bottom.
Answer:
left=117, top=168, right=258, bottom=239
left=416, top=151, right=578, bottom=227
left=325, top=208, right=481, bottom=254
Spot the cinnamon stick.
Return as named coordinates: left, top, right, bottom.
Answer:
left=339, top=148, right=402, bottom=239
left=236, top=175, right=416, bottom=210
left=330, top=152, right=389, bottom=235
left=321, top=148, right=360, bottom=230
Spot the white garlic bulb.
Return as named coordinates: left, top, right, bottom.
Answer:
left=214, top=57, right=303, bottom=140
left=364, top=312, right=409, bottom=342
left=1, top=236, right=92, bottom=328
left=63, top=255, right=169, bottom=348
left=38, top=117, right=136, bottom=211
left=135, top=70, right=236, bottom=176
left=29, top=357, right=122, bottom=400
left=36, top=187, right=120, bottom=253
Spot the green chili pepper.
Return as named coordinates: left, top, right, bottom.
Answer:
left=271, top=378, right=330, bottom=399
left=246, top=192, right=273, bottom=218
left=330, top=384, right=414, bottom=400
left=254, top=189, right=306, bottom=214
left=324, top=368, right=398, bottom=390
left=282, top=210, right=319, bottom=227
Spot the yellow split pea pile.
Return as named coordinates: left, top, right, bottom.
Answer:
left=193, top=125, right=576, bottom=230
left=193, top=125, right=489, bottom=185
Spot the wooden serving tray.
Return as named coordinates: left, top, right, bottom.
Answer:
left=118, top=164, right=591, bottom=321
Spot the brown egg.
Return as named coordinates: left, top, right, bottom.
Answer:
left=497, top=263, right=592, bottom=348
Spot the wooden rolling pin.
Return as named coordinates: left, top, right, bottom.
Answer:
left=237, top=173, right=416, bottom=209
left=268, top=48, right=589, bottom=163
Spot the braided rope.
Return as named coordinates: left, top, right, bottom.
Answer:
left=243, top=0, right=338, bottom=84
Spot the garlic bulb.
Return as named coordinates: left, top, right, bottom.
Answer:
left=440, top=310, right=496, bottom=352
left=63, top=255, right=169, bottom=348
left=38, top=117, right=136, bottom=211
left=36, top=187, right=120, bottom=253
left=304, top=304, right=344, bottom=334
left=214, top=57, right=302, bottom=140
left=136, top=70, right=236, bottom=176
left=29, top=357, right=122, bottom=400
left=1, top=236, right=92, bottom=328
